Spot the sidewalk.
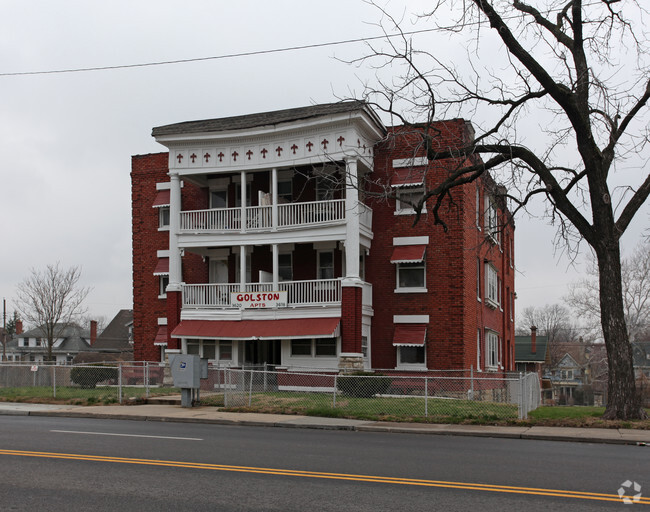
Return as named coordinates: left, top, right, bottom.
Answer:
left=1, top=401, right=648, bottom=446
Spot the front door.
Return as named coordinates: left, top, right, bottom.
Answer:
left=243, top=339, right=281, bottom=367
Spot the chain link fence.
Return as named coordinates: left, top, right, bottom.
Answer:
left=217, top=367, right=540, bottom=420
left=0, top=362, right=541, bottom=419
left=0, top=362, right=170, bottom=405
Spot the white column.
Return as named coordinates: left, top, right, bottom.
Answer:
left=239, top=245, right=246, bottom=292
left=344, top=157, right=360, bottom=281
left=240, top=170, right=246, bottom=233
left=167, top=172, right=182, bottom=292
left=271, top=167, right=278, bottom=231
left=272, top=244, right=279, bottom=289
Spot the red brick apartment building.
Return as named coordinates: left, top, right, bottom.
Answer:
left=131, top=101, right=515, bottom=373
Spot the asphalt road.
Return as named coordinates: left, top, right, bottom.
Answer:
left=0, top=415, right=647, bottom=511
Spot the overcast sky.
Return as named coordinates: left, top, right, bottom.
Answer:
left=1, top=1, right=647, bottom=328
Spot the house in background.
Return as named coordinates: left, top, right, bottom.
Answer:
left=515, top=326, right=550, bottom=400
left=74, top=309, right=134, bottom=363
left=8, top=321, right=97, bottom=364
left=131, top=101, right=516, bottom=373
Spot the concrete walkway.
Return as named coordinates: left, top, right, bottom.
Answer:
left=1, top=401, right=648, bottom=446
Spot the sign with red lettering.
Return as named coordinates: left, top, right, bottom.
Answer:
left=231, top=291, right=288, bottom=309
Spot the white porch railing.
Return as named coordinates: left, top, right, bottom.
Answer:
left=180, top=199, right=359, bottom=233
left=182, top=279, right=343, bottom=308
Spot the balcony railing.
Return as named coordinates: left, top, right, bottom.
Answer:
left=182, top=279, right=343, bottom=309
left=180, top=199, right=370, bottom=233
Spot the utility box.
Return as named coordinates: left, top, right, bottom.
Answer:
left=170, top=354, right=201, bottom=406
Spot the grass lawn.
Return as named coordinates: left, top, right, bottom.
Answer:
left=0, top=386, right=180, bottom=406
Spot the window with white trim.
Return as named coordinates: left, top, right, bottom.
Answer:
left=485, top=263, right=499, bottom=308
left=159, top=275, right=169, bottom=298
left=210, top=189, right=227, bottom=209
left=398, top=346, right=425, bottom=365
left=485, top=330, right=500, bottom=370
left=361, top=336, right=368, bottom=358
left=396, top=186, right=425, bottom=214
left=318, top=250, right=334, bottom=280
left=219, top=341, right=232, bottom=361
left=484, top=195, right=499, bottom=243
left=158, top=207, right=170, bottom=229
left=396, top=260, right=426, bottom=290
left=278, top=253, right=292, bottom=281
left=290, top=338, right=338, bottom=357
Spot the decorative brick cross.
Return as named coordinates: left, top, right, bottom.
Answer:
left=306, top=141, right=314, bottom=152
left=291, top=144, right=298, bottom=154
left=204, top=152, right=211, bottom=163
left=321, top=138, right=329, bottom=150
left=261, top=148, right=268, bottom=159
left=217, top=152, right=225, bottom=162
left=190, top=153, right=197, bottom=163
left=275, top=146, right=283, bottom=157
left=176, top=153, right=184, bottom=164
left=232, top=151, right=239, bottom=162
left=337, top=136, right=345, bottom=147
left=246, top=150, right=254, bottom=160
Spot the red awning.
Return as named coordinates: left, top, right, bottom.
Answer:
left=390, top=169, right=425, bottom=187
left=392, top=324, right=427, bottom=346
left=154, top=326, right=168, bottom=346
left=171, top=318, right=340, bottom=340
left=152, top=190, right=170, bottom=208
left=390, top=245, right=426, bottom=263
left=153, top=258, right=169, bottom=276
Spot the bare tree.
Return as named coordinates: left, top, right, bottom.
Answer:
left=360, top=0, right=650, bottom=418
left=15, top=263, right=91, bottom=362
left=566, top=242, right=650, bottom=341
left=517, top=303, right=580, bottom=364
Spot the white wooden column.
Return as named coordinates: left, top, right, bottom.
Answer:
left=272, top=243, right=279, bottom=289
left=167, top=172, right=182, bottom=292
left=239, top=245, right=246, bottom=292
left=271, top=167, right=278, bottom=231
left=239, top=170, right=246, bottom=233
left=344, top=157, right=360, bottom=281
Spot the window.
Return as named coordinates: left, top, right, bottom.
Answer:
left=291, top=339, right=312, bottom=356
left=187, top=340, right=200, bottom=355
left=316, top=173, right=336, bottom=201
left=159, top=207, right=170, bottom=229
left=278, top=179, right=292, bottom=203
left=476, top=258, right=481, bottom=300
left=315, top=338, right=336, bottom=356
left=291, top=338, right=338, bottom=357
left=210, top=189, right=227, bottom=209
left=318, top=251, right=334, bottom=280
left=219, top=341, right=232, bottom=361
left=396, top=186, right=425, bottom=214
left=484, top=195, right=499, bottom=243
left=486, top=330, right=500, bottom=370
left=485, top=263, right=499, bottom=308
left=361, top=336, right=368, bottom=358
left=398, top=346, right=425, bottom=365
left=159, top=275, right=169, bottom=298
left=202, top=341, right=216, bottom=360
left=279, top=253, right=293, bottom=281
left=397, top=261, right=426, bottom=290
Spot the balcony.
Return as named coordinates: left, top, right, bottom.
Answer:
left=179, top=199, right=372, bottom=234
left=182, top=279, right=373, bottom=309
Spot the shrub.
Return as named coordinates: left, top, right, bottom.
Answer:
left=70, top=365, right=118, bottom=389
left=337, top=372, right=392, bottom=398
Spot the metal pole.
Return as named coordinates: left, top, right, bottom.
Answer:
left=118, top=365, right=123, bottom=404
left=470, top=365, right=474, bottom=400
left=248, top=370, right=253, bottom=406
left=333, top=374, right=337, bottom=408
left=52, top=365, right=56, bottom=398
left=425, top=377, right=428, bottom=417
left=518, top=372, right=524, bottom=419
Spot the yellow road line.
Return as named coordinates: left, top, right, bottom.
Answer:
left=0, top=449, right=646, bottom=505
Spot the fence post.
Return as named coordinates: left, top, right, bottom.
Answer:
left=263, top=363, right=268, bottom=392
left=333, top=374, right=337, bottom=408
left=224, top=369, right=229, bottom=407
left=470, top=365, right=474, bottom=400
left=248, top=370, right=254, bottom=407
left=425, top=376, right=428, bottom=417
left=518, top=372, right=524, bottom=419
left=52, top=365, right=56, bottom=398
left=118, top=364, right=123, bottom=404
left=145, top=362, right=150, bottom=398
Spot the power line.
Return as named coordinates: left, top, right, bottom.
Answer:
left=0, top=28, right=439, bottom=77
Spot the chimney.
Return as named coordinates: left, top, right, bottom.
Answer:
left=90, top=320, right=97, bottom=346
left=530, top=326, right=537, bottom=354
left=15, top=320, right=23, bottom=335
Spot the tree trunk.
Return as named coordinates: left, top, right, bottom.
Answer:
left=597, top=243, right=647, bottom=419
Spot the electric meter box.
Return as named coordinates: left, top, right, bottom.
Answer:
left=170, top=354, right=201, bottom=388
